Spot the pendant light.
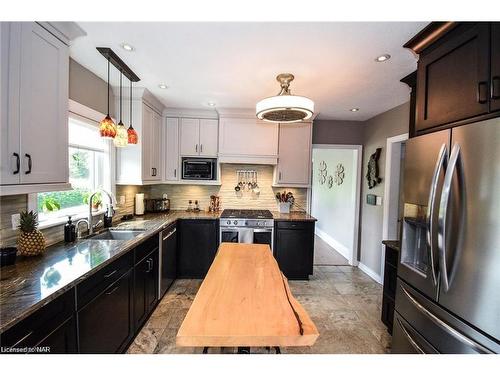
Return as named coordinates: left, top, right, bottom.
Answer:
left=114, top=70, right=128, bottom=147
left=99, top=59, right=117, bottom=138
left=256, top=73, right=314, bottom=123
left=127, top=78, right=138, bottom=145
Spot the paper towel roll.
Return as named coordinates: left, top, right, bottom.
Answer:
left=135, top=193, right=145, bottom=215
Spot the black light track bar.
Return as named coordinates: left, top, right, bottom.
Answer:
left=96, top=47, right=140, bottom=82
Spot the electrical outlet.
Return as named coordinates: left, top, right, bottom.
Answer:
left=376, top=196, right=383, bottom=206
left=119, top=195, right=126, bottom=205
left=11, top=213, right=21, bottom=230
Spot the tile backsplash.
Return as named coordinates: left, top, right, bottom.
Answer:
left=0, top=164, right=308, bottom=247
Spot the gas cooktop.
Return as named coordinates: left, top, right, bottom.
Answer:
left=220, top=209, right=273, bottom=219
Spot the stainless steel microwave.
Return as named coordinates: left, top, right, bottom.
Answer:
left=181, top=158, right=217, bottom=180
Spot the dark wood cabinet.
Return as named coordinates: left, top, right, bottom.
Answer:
left=134, top=248, right=159, bottom=329
left=177, top=219, right=218, bottom=279
left=160, top=224, right=177, bottom=297
left=78, top=269, right=134, bottom=353
left=0, top=289, right=77, bottom=353
left=491, top=23, right=500, bottom=112
left=273, top=221, right=315, bottom=280
left=381, top=242, right=399, bottom=334
left=415, top=23, right=490, bottom=131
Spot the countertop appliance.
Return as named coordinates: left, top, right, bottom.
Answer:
left=145, top=198, right=170, bottom=213
left=182, top=158, right=216, bottom=180
left=159, top=224, right=177, bottom=298
left=219, top=209, right=274, bottom=250
left=392, top=118, right=500, bottom=354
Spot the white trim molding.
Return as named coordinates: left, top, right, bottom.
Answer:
left=315, top=227, right=351, bottom=263
left=358, top=262, right=382, bottom=284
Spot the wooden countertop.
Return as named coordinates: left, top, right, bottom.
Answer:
left=176, top=243, right=319, bottom=348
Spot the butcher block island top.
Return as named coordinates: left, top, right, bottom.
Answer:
left=176, top=243, right=319, bottom=348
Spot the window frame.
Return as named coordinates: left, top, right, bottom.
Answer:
left=28, top=100, right=116, bottom=229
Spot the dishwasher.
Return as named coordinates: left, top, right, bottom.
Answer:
left=159, top=224, right=177, bottom=298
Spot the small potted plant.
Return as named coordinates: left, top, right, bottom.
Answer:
left=17, top=210, right=46, bottom=256
left=275, top=191, right=295, bottom=213
left=83, top=192, right=102, bottom=211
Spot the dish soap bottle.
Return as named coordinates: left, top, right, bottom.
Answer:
left=64, top=216, right=76, bottom=243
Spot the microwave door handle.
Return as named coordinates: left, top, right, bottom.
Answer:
left=426, top=144, right=447, bottom=286
left=438, top=143, right=460, bottom=292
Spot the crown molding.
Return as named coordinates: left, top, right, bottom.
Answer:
left=38, top=22, right=86, bottom=45
left=163, top=107, right=218, bottom=119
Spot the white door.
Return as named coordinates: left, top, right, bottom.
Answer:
left=165, top=118, right=179, bottom=181
left=199, top=119, right=218, bottom=157
left=180, top=118, right=200, bottom=156
left=141, top=104, right=153, bottom=180
left=276, top=122, right=312, bottom=185
left=19, top=22, right=69, bottom=184
left=1, top=23, right=21, bottom=185
left=150, top=112, right=162, bottom=180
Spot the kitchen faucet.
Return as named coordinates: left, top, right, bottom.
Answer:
left=87, top=188, right=116, bottom=235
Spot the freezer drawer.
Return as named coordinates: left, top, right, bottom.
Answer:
left=394, top=279, right=500, bottom=354
left=392, top=312, right=438, bottom=353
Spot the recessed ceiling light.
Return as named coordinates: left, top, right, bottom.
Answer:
left=350, top=108, right=360, bottom=112
left=375, top=54, right=391, bottom=62
left=121, top=43, right=135, bottom=52
left=158, top=84, right=168, bottom=89
left=207, top=101, right=216, bottom=107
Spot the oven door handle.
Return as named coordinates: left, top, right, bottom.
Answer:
left=252, top=228, right=273, bottom=232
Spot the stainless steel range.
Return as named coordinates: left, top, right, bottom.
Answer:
left=219, top=209, right=274, bottom=250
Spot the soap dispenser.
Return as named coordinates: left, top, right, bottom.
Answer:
left=64, top=216, right=76, bottom=243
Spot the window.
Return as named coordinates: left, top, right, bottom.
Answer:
left=35, top=115, right=112, bottom=225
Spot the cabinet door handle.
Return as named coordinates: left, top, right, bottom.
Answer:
left=103, top=269, right=117, bottom=278
left=195, top=144, right=198, bottom=153
left=105, top=285, right=120, bottom=295
left=279, top=171, right=282, bottom=181
left=13, top=153, right=20, bottom=174
left=492, top=76, right=500, bottom=100
left=25, top=154, right=32, bottom=174
left=146, top=258, right=153, bottom=273
left=477, top=81, right=488, bottom=104
left=200, top=144, right=203, bottom=153
left=152, top=167, right=157, bottom=176
left=174, top=168, right=176, bottom=178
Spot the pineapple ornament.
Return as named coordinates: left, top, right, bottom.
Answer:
left=17, top=210, right=46, bottom=256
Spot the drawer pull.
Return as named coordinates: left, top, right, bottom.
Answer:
left=163, top=228, right=176, bottom=241
left=477, top=81, right=488, bottom=104
left=105, top=285, right=120, bottom=295
left=395, top=318, right=425, bottom=354
left=12, top=330, right=34, bottom=348
left=103, top=270, right=117, bottom=279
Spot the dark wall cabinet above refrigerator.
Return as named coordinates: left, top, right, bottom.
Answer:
left=404, top=22, right=500, bottom=135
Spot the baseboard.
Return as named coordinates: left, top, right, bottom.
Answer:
left=358, top=262, right=382, bottom=284
left=315, top=227, right=351, bottom=263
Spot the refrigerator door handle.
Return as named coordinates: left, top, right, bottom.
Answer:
left=395, top=317, right=425, bottom=353
left=401, top=285, right=493, bottom=354
left=426, top=144, right=447, bottom=286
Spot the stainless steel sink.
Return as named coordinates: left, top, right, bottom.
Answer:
left=87, top=229, right=145, bottom=241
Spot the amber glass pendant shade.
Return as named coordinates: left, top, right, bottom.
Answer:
left=127, top=125, right=138, bottom=144
left=99, top=115, right=117, bottom=138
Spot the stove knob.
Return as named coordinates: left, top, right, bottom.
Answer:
left=226, top=220, right=231, bottom=225
left=233, top=220, right=238, bottom=225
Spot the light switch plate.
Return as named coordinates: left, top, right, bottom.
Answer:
left=376, top=196, right=383, bottom=206
left=11, top=213, right=21, bottom=230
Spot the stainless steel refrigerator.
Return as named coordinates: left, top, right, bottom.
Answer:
left=392, top=118, right=500, bottom=354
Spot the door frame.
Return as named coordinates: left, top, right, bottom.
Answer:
left=381, top=133, right=408, bottom=279
left=309, top=144, right=362, bottom=266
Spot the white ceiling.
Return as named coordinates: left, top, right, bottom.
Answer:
left=70, top=22, right=427, bottom=121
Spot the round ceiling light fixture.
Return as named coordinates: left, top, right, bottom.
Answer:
left=256, top=73, right=314, bottom=123
left=207, top=101, right=216, bottom=107
left=121, top=43, right=135, bottom=52
left=375, top=54, right=391, bottom=62
left=350, top=108, right=360, bottom=112
left=158, top=83, right=168, bottom=89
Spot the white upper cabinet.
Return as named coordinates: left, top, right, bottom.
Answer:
left=274, top=122, right=312, bottom=187
left=1, top=22, right=70, bottom=194
left=115, top=90, right=165, bottom=185
left=218, top=111, right=279, bottom=164
left=180, top=118, right=218, bottom=157
left=164, top=118, right=179, bottom=181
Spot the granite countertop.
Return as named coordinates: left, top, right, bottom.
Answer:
left=0, top=209, right=314, bottom=333
left=382, top=240, right=400, bottom=251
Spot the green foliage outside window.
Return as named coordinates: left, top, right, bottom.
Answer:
left=37, top=188, right=91, bottom=212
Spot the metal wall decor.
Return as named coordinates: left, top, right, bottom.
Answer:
left=318, top=161, right=327, bottom=185
left=334, top=163, right=345, bottom=186
left=366, top=148, right=382, bottom=189
left=327, top=175, right=334, bottom=188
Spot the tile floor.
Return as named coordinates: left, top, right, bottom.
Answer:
left=127, top=265, right=391, bottom=354
left=313, top=235, right=349, bottom=266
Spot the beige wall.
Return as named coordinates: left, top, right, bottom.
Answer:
left=359, top=102, right=409, bottom=276
left=313, top=120, right=365, bottom=145
left=69, top=58, right=114, bottom=115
